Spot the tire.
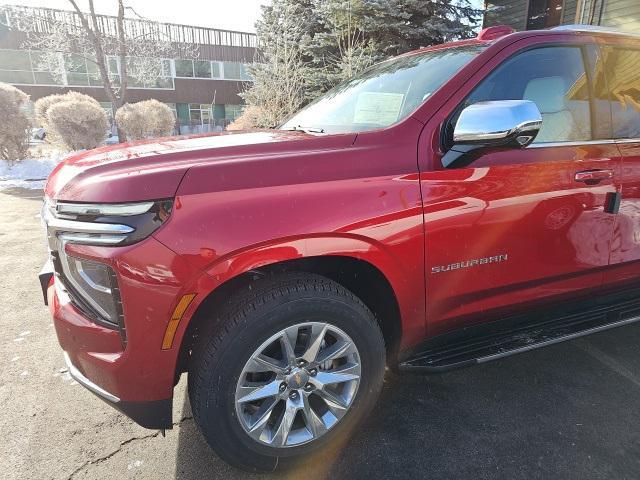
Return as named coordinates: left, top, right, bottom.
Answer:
left=188, top=272, right=386, bottom=472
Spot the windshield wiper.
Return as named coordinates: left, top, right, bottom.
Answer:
left=282, top=125, right=326, bottom=134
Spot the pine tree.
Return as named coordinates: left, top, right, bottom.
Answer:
left=359, top=0, right=480, bottom=57
left=238, top=0, right=481, bottom=128
left=240, top=0, right=313, bottom=127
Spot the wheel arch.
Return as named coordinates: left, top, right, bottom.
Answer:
left=175, top=254, right=405, bottom=378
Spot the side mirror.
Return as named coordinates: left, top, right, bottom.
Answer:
left=442, top=100, right=543, bottom=168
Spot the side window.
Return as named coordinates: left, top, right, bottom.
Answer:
left=602, top=47, right=640, bottom=139
left=453, top=47, right=592, bottom=144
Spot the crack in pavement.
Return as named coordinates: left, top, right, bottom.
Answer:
left=66, top=416, right=194, bottom=480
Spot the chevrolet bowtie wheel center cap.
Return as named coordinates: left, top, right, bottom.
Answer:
left=286, top=368, right=308, bottom=389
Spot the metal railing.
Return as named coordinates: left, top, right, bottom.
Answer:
left=2, top=5, right=258, bottom=48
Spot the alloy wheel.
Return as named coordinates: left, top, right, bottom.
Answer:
left=234, top=322, right=361, bottom=448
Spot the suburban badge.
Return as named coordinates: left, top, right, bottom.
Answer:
left=431, top=254, right=509, bottom=274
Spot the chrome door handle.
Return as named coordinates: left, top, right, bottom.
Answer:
left=574, top=169, right=614, bottom=184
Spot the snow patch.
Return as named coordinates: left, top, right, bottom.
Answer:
left=0, top=152, right=69, bottom=190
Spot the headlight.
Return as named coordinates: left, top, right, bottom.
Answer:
left=61, top=254, right=123, bottom=328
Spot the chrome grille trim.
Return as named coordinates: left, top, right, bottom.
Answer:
left=43, top=207, right=133, bottom=236
left=42, top=198, right=135, bottom=248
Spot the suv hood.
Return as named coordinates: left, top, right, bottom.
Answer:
left=46, top=130, right=356, bottom=203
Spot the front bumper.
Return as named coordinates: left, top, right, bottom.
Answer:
left=42, top=236, right=201, bottom=430
left=63, top=351, right=172, bottom=429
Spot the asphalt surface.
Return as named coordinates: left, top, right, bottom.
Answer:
left=2, top=187, right=640, bottom=480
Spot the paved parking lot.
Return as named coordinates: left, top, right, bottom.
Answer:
left=2, top=187, right=640, bottom=480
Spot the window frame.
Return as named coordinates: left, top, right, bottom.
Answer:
left=443, top=42, right=600, bottom=151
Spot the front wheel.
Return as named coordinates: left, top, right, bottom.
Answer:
left=188, top=273, right=386, bottom=472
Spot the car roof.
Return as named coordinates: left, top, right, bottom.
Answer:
left=400, top=24, right=640, bottom=59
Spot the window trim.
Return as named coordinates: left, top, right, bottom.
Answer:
left=528, top=138, right=617, bottom=148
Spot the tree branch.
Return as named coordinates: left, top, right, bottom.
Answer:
left=116, top=0, right=128, bottom=105
left=67, top=0, right=118, bottom=107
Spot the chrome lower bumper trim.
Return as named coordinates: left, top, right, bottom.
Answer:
left=63, top=351, right=120, bottom=404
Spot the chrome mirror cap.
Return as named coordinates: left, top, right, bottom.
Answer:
left=453, top=100, right=542, bottom=147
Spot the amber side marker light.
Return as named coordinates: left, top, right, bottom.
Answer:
left=162, top=293, right=196, bottom=350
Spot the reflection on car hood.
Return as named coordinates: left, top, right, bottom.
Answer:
left=45, top=130, right=356, bottom=203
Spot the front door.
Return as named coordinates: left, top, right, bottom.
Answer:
left=419, top=43, right=619, bottom=336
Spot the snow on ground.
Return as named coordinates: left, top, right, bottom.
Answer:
left=0, top=151, right=68, bottom=190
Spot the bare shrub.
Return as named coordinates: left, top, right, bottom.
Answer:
left=115, top=100, right=175, bottom=141
left=227, top=105, right=265, bottom=131
left=47, top=99, right=108, bottom=150
left=0, top=83, right=31, bottom=162
left=35, top=91, right=100, bottom=127
left=35, top=92, right=103, bottom=148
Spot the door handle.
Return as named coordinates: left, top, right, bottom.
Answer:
left=574, top=169, right=614, bottom=184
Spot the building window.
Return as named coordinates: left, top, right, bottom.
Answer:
left=194, top=60, right=211, bottom=78
left=0, top=49, right=34, bottom=84
left=211, top=61, right=222, bottom=78
left=222, top=61, right=242, bottom=80
left=125, top=57, right=174, bottom=89
left=0, top=49, right=62, bottom=85
left=189, top=103, right=213, bottom=125
left=165, top=102, right=177, bottom=119
left=224, top=104, right=244, bottom=121
left=527, top=0, right=564, bottom=29
left=240, top=63, right=252, bottom=81
left=221, top=62, right=252, bottom=81
left=64, top=53, right=98, bottom=86
left=173, top=58, right=250, bottom=81
left=175, top=59, right=194, bottom=78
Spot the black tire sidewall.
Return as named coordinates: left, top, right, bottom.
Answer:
left=190, top=285, right=385, bottom=472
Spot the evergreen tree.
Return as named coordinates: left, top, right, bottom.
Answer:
left=238, top=0, right=481, bottom=128
left=241, top=0, right=313, bottom=127
left=359, top=0, right=480, bottom=57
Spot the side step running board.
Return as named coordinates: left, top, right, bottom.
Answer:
left=399, top=289, right=640, bottom=373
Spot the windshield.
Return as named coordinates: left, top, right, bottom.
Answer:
left=281, top=45, right=486, bottom=135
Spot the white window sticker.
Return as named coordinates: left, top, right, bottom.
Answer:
left=353, top=92, right=405, bottom=125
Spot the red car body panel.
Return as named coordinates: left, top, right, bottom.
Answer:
left=42, top=29, right=640, bottom=417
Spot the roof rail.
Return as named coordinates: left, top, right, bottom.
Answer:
left=552, top=24, right=640, bottom=37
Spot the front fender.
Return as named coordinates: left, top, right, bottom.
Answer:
left=168, top=233, right=425, bottom=364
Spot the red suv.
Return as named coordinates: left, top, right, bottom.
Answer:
left=41, top=25, right=640, bottom=471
